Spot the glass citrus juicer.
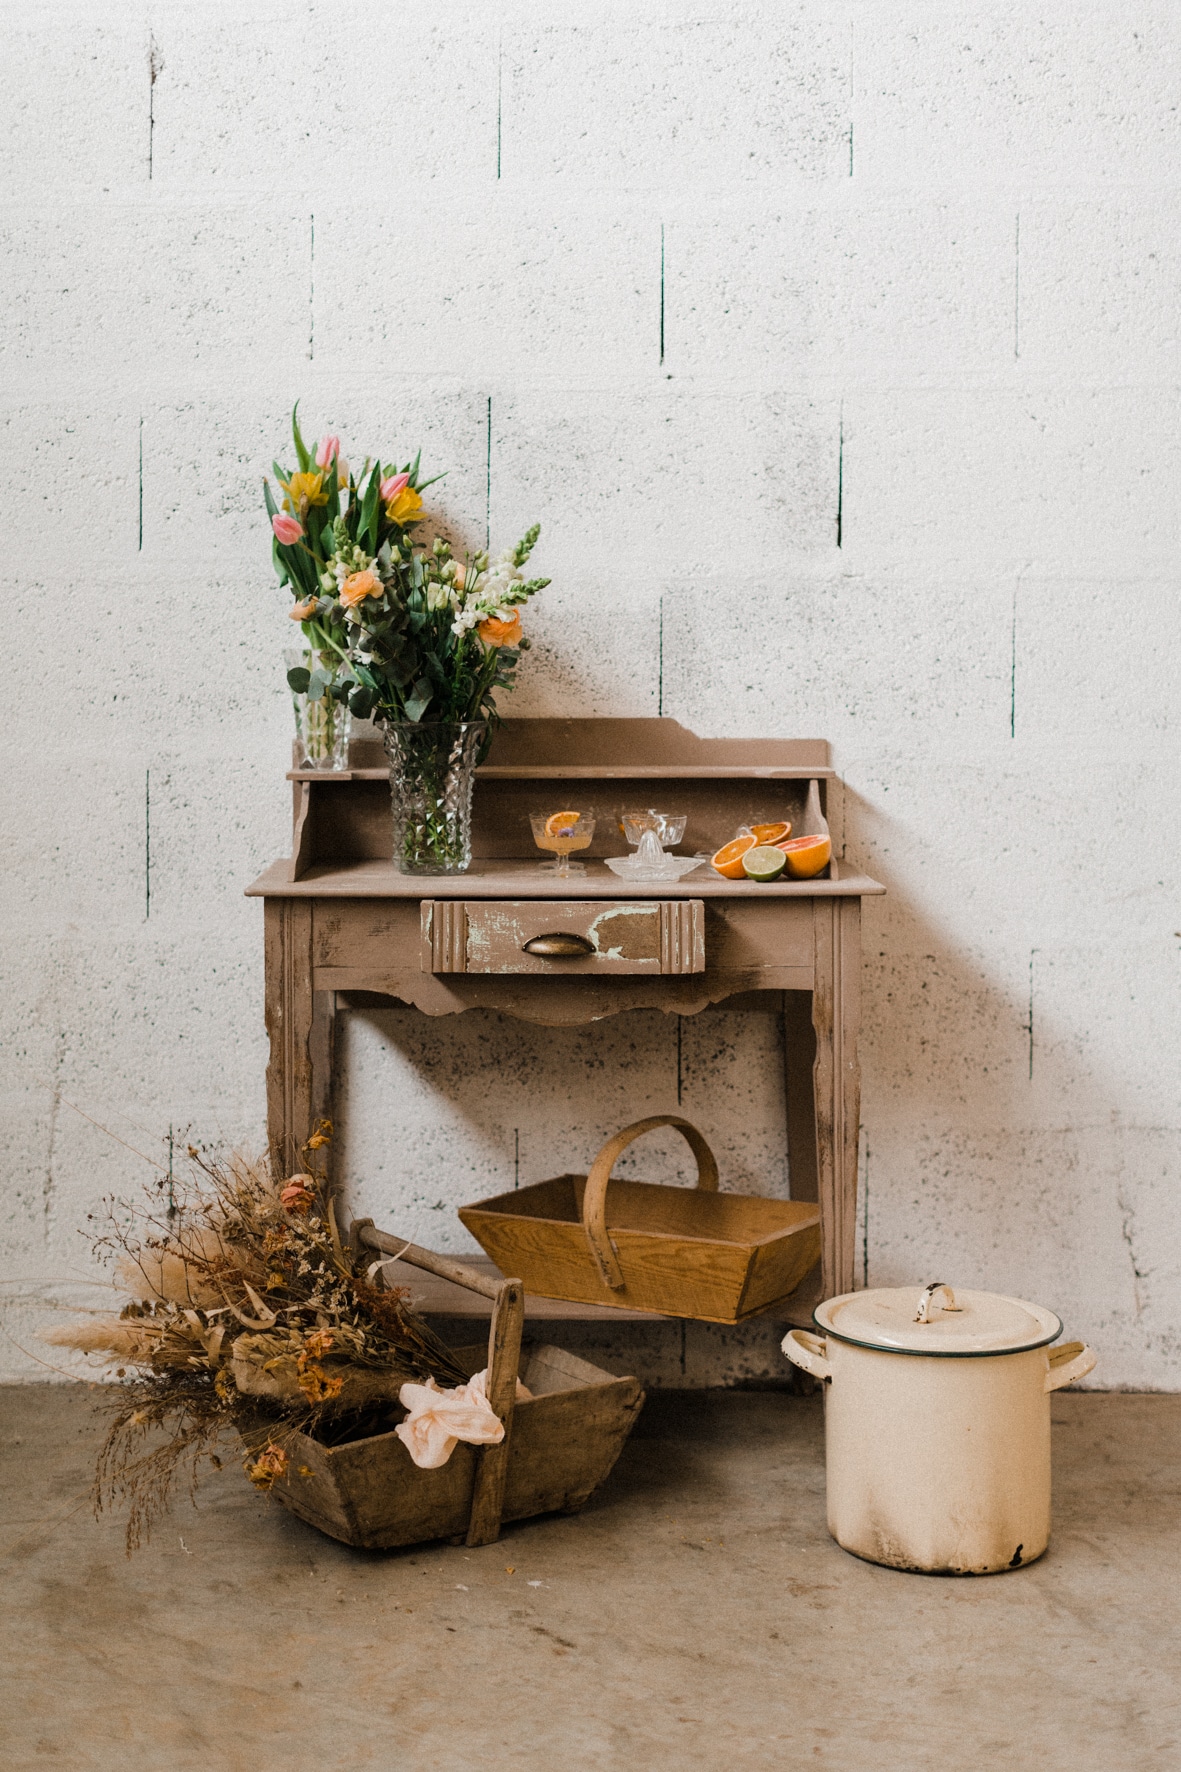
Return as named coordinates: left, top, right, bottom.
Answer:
left=530, top=810, right=595, bottom=878
left=605, top=809, right=706, bottom=881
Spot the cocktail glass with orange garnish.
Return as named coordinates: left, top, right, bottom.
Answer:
left=530, top=810, right=595, bottom=878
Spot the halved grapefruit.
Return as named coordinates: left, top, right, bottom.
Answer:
left=777, top=834, right=832, bottom=878
left=749, top=821, right=791, bottom=845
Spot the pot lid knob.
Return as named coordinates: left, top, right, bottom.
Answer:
left=914, top=1282, right=964, bottom=1324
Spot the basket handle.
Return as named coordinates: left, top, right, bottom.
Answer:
left=349, top=1217, right=524, bottom=1548
left=583, top=1115, right=719, bottom=1291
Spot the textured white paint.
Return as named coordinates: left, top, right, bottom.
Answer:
left=3, top=0, right=1181, bottom=1389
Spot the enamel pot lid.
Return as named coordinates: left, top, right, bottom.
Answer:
left=814, top=1283, right=1063, bottom=1357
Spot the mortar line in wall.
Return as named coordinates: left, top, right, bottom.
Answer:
left=1027, top=949, right=1036, bottom=1079
left=835, top=406, right=844, bottom=548
left=848, top=17, right=855, bottom=177
left=1013, top=213, right=1021, bottom=358
left=862, top=1141, right=869, bottom=1289
left=1010, top=583, right=1018, bottom=737
left=659, top=223, right=665, bottom=364
left=496, top=37, right=502, bottom=178
left=485, top=396, right=492, bottom=548
left=43, top=1045, right=62, bottom=1243
left=145, top=769, right=151, bottom=920
left=137, top=416, right=143, bottom=551
left=309, top=214, right=315, bottom=360
left=148, top=33, right=158, bottom=179
left=657, top=594, right=663, bottom=714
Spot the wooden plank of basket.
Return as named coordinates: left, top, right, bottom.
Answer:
left=350, top=1220, right=525, bottom=1546
left=581, top=1115, right=720, bottom=1290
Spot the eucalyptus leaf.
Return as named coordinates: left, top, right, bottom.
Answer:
left=286, top=666, right=311, bottom=693
left=349, top=685, right=376, bottom=719
left=307, top=668, right=329, bottom=701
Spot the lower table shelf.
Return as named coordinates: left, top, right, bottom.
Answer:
left=385, top=1254, right=822, bottom=1331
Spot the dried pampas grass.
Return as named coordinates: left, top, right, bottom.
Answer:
left=46, top=1128, right=466, bottom=1551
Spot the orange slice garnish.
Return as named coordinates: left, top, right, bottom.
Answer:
left=750, top=821, right=791, bottom=845
left=777, top=834, right=832, bottom=878
left=711, top=833, right=758, bottom=879
left=545, top=810, right=580, bottom=837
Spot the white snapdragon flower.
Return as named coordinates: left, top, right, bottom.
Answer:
left=426, top=581, right=458, bottom=614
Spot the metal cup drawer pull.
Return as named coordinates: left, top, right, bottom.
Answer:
left=521, top=932, right=595, bottom=958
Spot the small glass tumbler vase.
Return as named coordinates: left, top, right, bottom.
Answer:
left=286, top=649, right=351, bottom=771
left=381, top=720, right=487, bottom=875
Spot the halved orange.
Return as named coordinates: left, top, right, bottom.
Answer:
left=778, top=834, right=832, bottom=878
left=545, top=810, right=580, bottom=837
left=750, top=821, right=791, bottom=845
left=711, top=833, right=757, bottom=878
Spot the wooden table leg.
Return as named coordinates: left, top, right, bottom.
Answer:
left=811, top=898, right=862, bottom=1299
left=782, top=990, right=818, bottom=1203
left=264, top=898, right=334, bottom=1178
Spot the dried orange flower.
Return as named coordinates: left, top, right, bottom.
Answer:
left=296, top=1365, right=344, bottom=1406
left=246, top=1443, right=289, bottom=1490
left=280, top=1176, right=317, bottom=1215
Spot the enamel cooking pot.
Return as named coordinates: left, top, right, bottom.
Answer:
left=783, top=1283, right=1096, bottom=1574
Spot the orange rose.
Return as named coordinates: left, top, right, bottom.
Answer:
left=478, top=611, right=522, bottom=647
left=339, top=568, right=383, bottom=609
left=289, top=597, right=318, bottom=621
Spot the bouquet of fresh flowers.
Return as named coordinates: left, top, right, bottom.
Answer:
left=266, top=407, right=549, bottom=738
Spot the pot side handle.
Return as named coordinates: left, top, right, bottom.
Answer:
left=1045, top=1341, right=1097, bottom=1392
left=782, top=1329, right=831, bottom=1382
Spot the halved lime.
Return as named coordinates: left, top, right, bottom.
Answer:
left=742, top=844, right=787, bottom=882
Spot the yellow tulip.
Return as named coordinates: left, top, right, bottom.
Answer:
left=386, top=485, right=424, bottom=526
left=279, top=469, right=328, bottom=514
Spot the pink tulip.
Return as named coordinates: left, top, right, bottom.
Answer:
left=272, top=512, right=304, bottom=545
left=315, top=435, right=341, bottom=468
left=380, top=471, right=410, bottom=500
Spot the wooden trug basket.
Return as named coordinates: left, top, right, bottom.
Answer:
left=259, top=1223, right=644, bottom=1551
left=458, top=1116, right=821, bottom=1325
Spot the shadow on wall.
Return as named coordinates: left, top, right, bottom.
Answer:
left=328, top=729, right=1175, bottom=1389
left=335, top=998, right=792, bottom=1251
left=844, top=784, right=1181, bottom=1388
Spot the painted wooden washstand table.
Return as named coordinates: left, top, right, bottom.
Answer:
left=245, top=719, right=884, bottom=1330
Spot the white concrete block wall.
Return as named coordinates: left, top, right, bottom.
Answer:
left=3, top=0, right=1179, bottom=1388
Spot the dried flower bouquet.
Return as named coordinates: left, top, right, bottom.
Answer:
left=44, top=1132, right=466, bottom=1550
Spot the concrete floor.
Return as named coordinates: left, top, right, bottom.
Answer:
left=2, top=1385, right=1179, bottom=1772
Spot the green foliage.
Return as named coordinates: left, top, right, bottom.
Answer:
left=266, top=405, right=549, bottom=734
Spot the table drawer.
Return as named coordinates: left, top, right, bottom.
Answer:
left=421, top=899, right=705, bottom=975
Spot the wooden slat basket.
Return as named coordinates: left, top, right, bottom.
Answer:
left=458, top=1116, right=821, bottom=1325
left=256, top=1225, right=645, bottom=1551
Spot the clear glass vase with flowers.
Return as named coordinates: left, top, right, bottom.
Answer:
left=265, top=407, right=549, bottom=869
